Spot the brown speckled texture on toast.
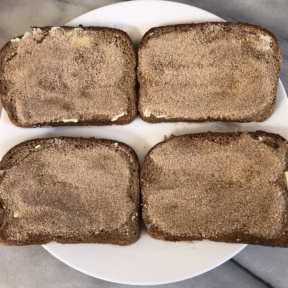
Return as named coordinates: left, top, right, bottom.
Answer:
left=138, top=22, right=281, bottom=123
left=0, top=137, right=140, bottom=245
left=0, top=26, right=137, bottom=127
left=141, top=131, right=288, bottom=247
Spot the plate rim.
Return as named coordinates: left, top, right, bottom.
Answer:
left=43, top=241, right=247, bottom=285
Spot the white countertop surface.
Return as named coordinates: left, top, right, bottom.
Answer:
left=0, top=1, right=288, bottom=287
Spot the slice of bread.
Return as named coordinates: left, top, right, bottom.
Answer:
left=141, top=132, right=288, bottom=247
left=0, top=26, right=136, bottom=127
left=138, top=22, right=281, bottom=123
left=0, top=137, right=140, bottom=245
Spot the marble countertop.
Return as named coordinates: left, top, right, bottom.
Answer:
left=0, top=0, right=288, bottom=287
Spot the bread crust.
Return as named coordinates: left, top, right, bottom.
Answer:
left=138, top=22, right=281, bottom=123
left=0, top=26, right=137, bottom=127
left=141, top=131, right=288, bottom=247
left=0, top=137, right=140, bottom=245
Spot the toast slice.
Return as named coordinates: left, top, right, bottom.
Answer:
left=141, top=132, right=288, bottom=247
left=138, top=22, right=281, bottom=123
left=0, top=26, right=136, bottom=127
left=0, top=137, right=140, bottom=245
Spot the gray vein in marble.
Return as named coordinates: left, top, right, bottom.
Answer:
left=231, top=259, right=275, bottom=288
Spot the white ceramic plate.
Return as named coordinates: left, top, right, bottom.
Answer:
left=1, top=1, right=287, bottom=285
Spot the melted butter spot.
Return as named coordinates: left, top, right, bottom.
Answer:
left=143, top=108, right=152, bottom=117
left=70, top=36, right=91, bottom=47
left=13, top=211, right=20, bottom=218
left=61, top=118, right=78, bottom=123
left=111, top=112, right=125, bottom=121
left=247, top=32, right=273, bottom=51
left=285, top=172, right=288, bottom=188
left=13, top=70, right=27, bottom=81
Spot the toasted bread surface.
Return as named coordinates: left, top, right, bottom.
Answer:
left=141, top=132, right=288, bottom=247
left=0, top=137, right=140, bottom=245
left=138, top=23, right=281, bottom=123
left=0, top=26, right=137, bottom=127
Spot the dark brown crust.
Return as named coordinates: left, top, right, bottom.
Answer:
left=141, top=131, right=288, bottom=247
left=137, top=22, right=281, bottom=123
left=0, top=137, right=140, bottom=245
left=0, top=26, right=137, bottom=127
